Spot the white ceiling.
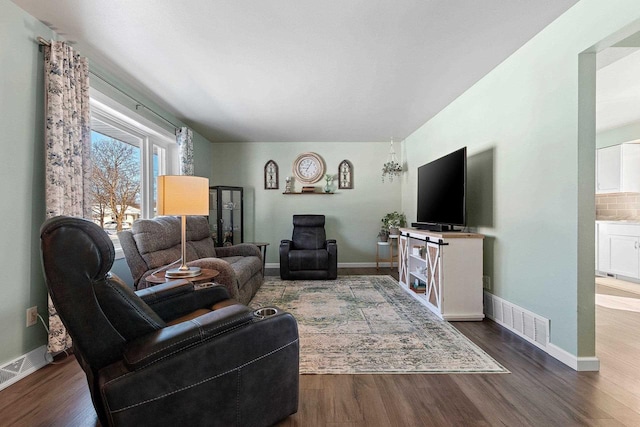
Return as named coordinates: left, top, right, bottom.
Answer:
left=597, top=46, right=640, bottom=133
left=12, top=0, right=577, bottom=142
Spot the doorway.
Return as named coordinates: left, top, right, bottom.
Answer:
left=593, top=30, right=640, bottom=380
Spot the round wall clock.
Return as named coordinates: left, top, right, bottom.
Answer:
left=293, top=152, right=325, bottom=184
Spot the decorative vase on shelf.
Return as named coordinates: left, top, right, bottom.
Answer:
left=324, top=174, right=333, bottom=193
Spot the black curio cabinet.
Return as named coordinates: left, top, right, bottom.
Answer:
left=209, top=186, right=243, bottom=247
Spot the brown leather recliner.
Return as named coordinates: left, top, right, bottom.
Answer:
left=40, top=216, right=299, bottom=427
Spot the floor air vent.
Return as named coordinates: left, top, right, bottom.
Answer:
left=0, top=346, right=50, bottom=391
left=484, top=292, right=549, bottom=350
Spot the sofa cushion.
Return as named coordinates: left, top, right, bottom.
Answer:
left=186, top=216, right=217, bottom=258
left=131, top=216, right=216, bottom=270
left=189, top=238, right=217, bottom=259
left=132, top=216, right=181, bottom=254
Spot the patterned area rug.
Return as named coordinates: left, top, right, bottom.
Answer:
left=250, top=275, right=508, bottom=374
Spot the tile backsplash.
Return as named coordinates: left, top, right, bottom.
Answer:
left=596, top=193, right=640, bottom=220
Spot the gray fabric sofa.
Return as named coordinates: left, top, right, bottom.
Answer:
left=119, top=216, right=263, bottom=304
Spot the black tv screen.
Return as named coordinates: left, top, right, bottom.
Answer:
left=415, top=147, right=466, bottom=229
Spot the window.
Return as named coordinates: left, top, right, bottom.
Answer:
left=89, top=89, right=178, bottom=256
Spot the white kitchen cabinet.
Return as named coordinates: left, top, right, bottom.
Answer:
left=596, top=222, right=610, bottom=272
left=609, top=235, right=640, bottom=277
left=596, top=143, right=640, bottom=194
left=596, top=222, right=640, bottom=279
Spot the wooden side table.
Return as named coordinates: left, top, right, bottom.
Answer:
left=376, top=235, right=399, bottom=270
left=146, top=268, right=220, bottom=284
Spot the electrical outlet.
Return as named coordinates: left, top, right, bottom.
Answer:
left=26, top=306, right=38, bottom=327
left=482, top=276, right=491, bottom=291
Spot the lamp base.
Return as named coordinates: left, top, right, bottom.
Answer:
left=165, top=266, right=202, bottom=278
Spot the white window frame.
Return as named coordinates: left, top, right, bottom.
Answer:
left=90, top=88, right=179, bottom=257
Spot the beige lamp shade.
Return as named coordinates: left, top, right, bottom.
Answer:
left=157, top=175, right=209, bottom=215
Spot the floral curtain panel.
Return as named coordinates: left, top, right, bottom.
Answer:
left=177, top=127, right=194, bottom=175
left=44, top=41, right=91, bottom=354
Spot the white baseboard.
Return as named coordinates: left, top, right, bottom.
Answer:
left=0, top=345, right=51, bottom=391
left=265, top=262, right=395, bottom=269
left=547, top=343, right=600, bottom=371
left=484, top=292, right=600, bottom=372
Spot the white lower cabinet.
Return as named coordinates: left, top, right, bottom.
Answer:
left=597, top=222, right=640, bottom=279
left=398, top=228, right=484, bottom=321
left=609, top=235, right=640, bottom=277
left=596, top=222, right=610, bottom=273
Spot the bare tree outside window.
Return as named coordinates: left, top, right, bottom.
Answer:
left=90, top=132, right=141, bottom=233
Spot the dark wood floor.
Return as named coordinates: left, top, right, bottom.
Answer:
left=2, top=268, right=640, bottom=426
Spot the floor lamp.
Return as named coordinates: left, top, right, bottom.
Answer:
left=157, top=175, right=209, bottom=278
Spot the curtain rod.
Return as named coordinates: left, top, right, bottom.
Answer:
left=37, top=37, right=181, bottom=133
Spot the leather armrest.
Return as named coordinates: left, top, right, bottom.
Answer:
left=280, top=240, right=292, bottom=251
left=136, top=279, right=193, bottom=302
left=136, top=279, right=231, bottom=322
left=123, top=304, right=253, bottom=370
left=280, top=240, right=292, bottom=259
left=327, top=240, right=338, bottom=278
left=279, top=241, right=293, bottom=278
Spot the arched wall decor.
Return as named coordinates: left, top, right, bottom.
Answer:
left=264, top=160, right=279, bottom=189
left=338, top=160, right=353, bottom=189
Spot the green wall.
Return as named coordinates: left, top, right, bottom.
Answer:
left=210, top=142, right=402, bottom=264
left=401, top=0, right=640, bottom=357
left=0, top=0, right=215, bottom=365
left=0, top=0, right=54, bottom=364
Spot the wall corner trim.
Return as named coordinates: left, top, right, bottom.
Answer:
left=547, top=343, right=600, bottom=372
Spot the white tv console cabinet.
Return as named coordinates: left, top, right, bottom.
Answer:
left=398, top=228, right=484, bottom=321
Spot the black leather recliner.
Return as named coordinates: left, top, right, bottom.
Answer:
left=40, top=216, right=299, bottom=427
left=279, top=214, right=337, bottom=280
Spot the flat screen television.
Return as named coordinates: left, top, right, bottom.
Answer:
left=413, top=147, right=466, bottom=231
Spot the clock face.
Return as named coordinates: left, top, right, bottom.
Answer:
left=293, top=152, right=325, bottom=184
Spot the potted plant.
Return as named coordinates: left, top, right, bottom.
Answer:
left=381, top=139, right=404, bottom=183
left=377, top=228, right=390, bottom=242
left=381, top=161, right=403, bottom=183
left=382, top=211, right=407, bottom=236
